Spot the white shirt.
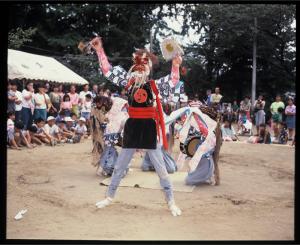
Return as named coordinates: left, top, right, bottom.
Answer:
left=7, top=118, right=14, bottom=130
left=22, top=89, right=34, bottom=109
left=43, top=123, right=60, bottom=136
left=75, top=124, right=87, bottom=134
left=14, top=90, right=23, bottom=111
left=79, top=91, right=92, bottom=104
left=81, top=100, right=92, bottom=113
left=34, top=93, right=50, bottom=110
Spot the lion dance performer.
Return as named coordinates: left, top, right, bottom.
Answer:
left=90, top=37, right=183, bottom=216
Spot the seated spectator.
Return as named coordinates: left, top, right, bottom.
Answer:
left=276, top=122, right=288, bottom=145
left=55, top=110, right=66, bottom=124
left=58, top=120, right=75, bottom=142
left=70, top=113, right=78, bottom=128
left=28, top=125, right=43, bottom=145
left=65, top=117, right=76, bottom=132
left=75, top=117, right=88, bottom=139
left=221, top=119, right=237, bottom=141
left=247, top=124, right=271, bottom=144
left=32, top=118, right=55, bottom=146
left=43, top=116, right=62, bottom=143
left=7, top=112, right=20, bottom=150
left=13, top=121, right=36, bottom=149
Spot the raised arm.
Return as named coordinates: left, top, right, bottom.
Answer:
left=91, top=37, right=128, bottom=88
left=155, top=55, right=182, bottom=100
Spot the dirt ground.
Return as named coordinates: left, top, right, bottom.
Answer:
left=7, top=136, right=294, bottom=240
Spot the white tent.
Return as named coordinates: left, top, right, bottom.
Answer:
left=7, top=49, right=89, bottom=85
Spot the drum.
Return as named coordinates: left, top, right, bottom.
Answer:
left=180, top=135, right=205, bottom=157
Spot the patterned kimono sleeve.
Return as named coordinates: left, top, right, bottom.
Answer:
left=96, top=48, right=128, bottom=88
left=154, top=61, right=181, bottom=101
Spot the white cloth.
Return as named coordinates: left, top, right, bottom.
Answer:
left=34, top=93, right=50, bottom=109
left=7, top=119, right=14, bottom=130
left=43, top=124, right=59, bottom=136
left=14, top=90, right=23, bottom=111
left=21, top=89, right=34, bottom=109
left=81, top=100, right=92, bottom=113
left=79, top=91, right=92, bottom=104
left=75, top=124, right=87, bottom=134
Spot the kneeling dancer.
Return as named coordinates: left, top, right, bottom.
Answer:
left=90, top=37, right=182, bottom=216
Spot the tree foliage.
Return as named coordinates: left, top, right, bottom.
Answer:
left=8, top=4, right=296, bottom=101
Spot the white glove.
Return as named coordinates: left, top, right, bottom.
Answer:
left=168, top=200, right=182, bottom=216
left=95, top=197, right=113, bottom=209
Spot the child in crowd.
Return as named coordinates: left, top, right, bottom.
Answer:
left=65, top=117, right=76, bottom=132
left=28, top=125, right=43, bottom=145
left=221, top=119, right=238, bottom=141
left=60, top=94, right=72, bottom=117
left=247, top=124, right=271, bottom=144
left=75, top=117, right=88, bottom=139
left=55, top=110, right=66, bottom=124
left=70, top=113, right=78, bottom=128
left=43, top=116, right=61, bottom=143
left=58, top=120, right=72, bottom=139
left=13, top=121, right=36, bottom=149
left=7, top=112, right=20, bottom=150
left=32, top=118, right=56, bottom=146
left=81, top=94, right=92, bottom=133
left=277, top=122, right=288, bottom=145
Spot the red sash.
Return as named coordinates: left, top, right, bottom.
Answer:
left=125, top=79, right=168, bottom=150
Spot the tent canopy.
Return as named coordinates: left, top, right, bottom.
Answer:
left=8, top=49, right=89, bottom=85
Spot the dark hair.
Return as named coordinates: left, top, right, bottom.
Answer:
left=59, top=120, right=66, bottom=124
left=28, top=125, right=38, bottom=133
left=94, top=95, right=112, bottom=112
left=7, top=111, right=15, bottom=118
left=223, top=117, right=232, bottom=129
left=26, top=81, right=33, bottom=89
left=85, top=94, right=92, bottom=99
left=15, top=121, right=24, bottom=130
left=59, top=110, right=65, bottom=116
left=10, top=80, right=17, bottom=86
left=37, top=82, right=46, bottom=89
left=63, top=94, right=70, bottom=101
left=259, top=123, right=266, bottom=128
left=70, top=112, right=76, bottom=118
left=35, top=117, right=45, bottom=124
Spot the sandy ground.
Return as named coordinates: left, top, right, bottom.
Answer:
left=7, top=136, right=294, bottom=240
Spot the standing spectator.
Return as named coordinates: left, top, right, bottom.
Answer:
left=68, top=85, right=79, bottom=117
left=189, top=94, right=202, bottom=108
left=205, top=89, right=212, bottom=106
left=240, top=96, right=251, bottom=121
left=10, top=81, right=23, bottom=122
left=91, top=84, right=99, bottom=99
left=8, top=81, right=16, bottom=112
left=253, top=95, right=266, bottom=135
left=285, top=98, right=296, bottom=141
left=120, top=88, right=128, bottom=100
left=232, top=100, right=239, bottom=123
left=44, top=82, right=50, bottom=94
left=60, top=94, right=72, bottom=117
left=79, top=84, right=92, bottom=111
left=33, top=83, right=51, bottom=121
left=99, top=87, right=105, bottom=96
left=81, top=94, right=92, bottom=133
left=270, top=95, right=285, bottom=138
left=210, top=87, right=223, bottom=111
left=49, top=85, right=61, bottom=117
left=58, top=84, right=65, bottom=100
left=21, top=81, right=35, bottom=130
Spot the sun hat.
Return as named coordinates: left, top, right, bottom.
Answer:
left=47, top=116, right=55, bottom=121
left=79, top=117, right=86, bottom=122
left=65, top=117, right=74, bottom=122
